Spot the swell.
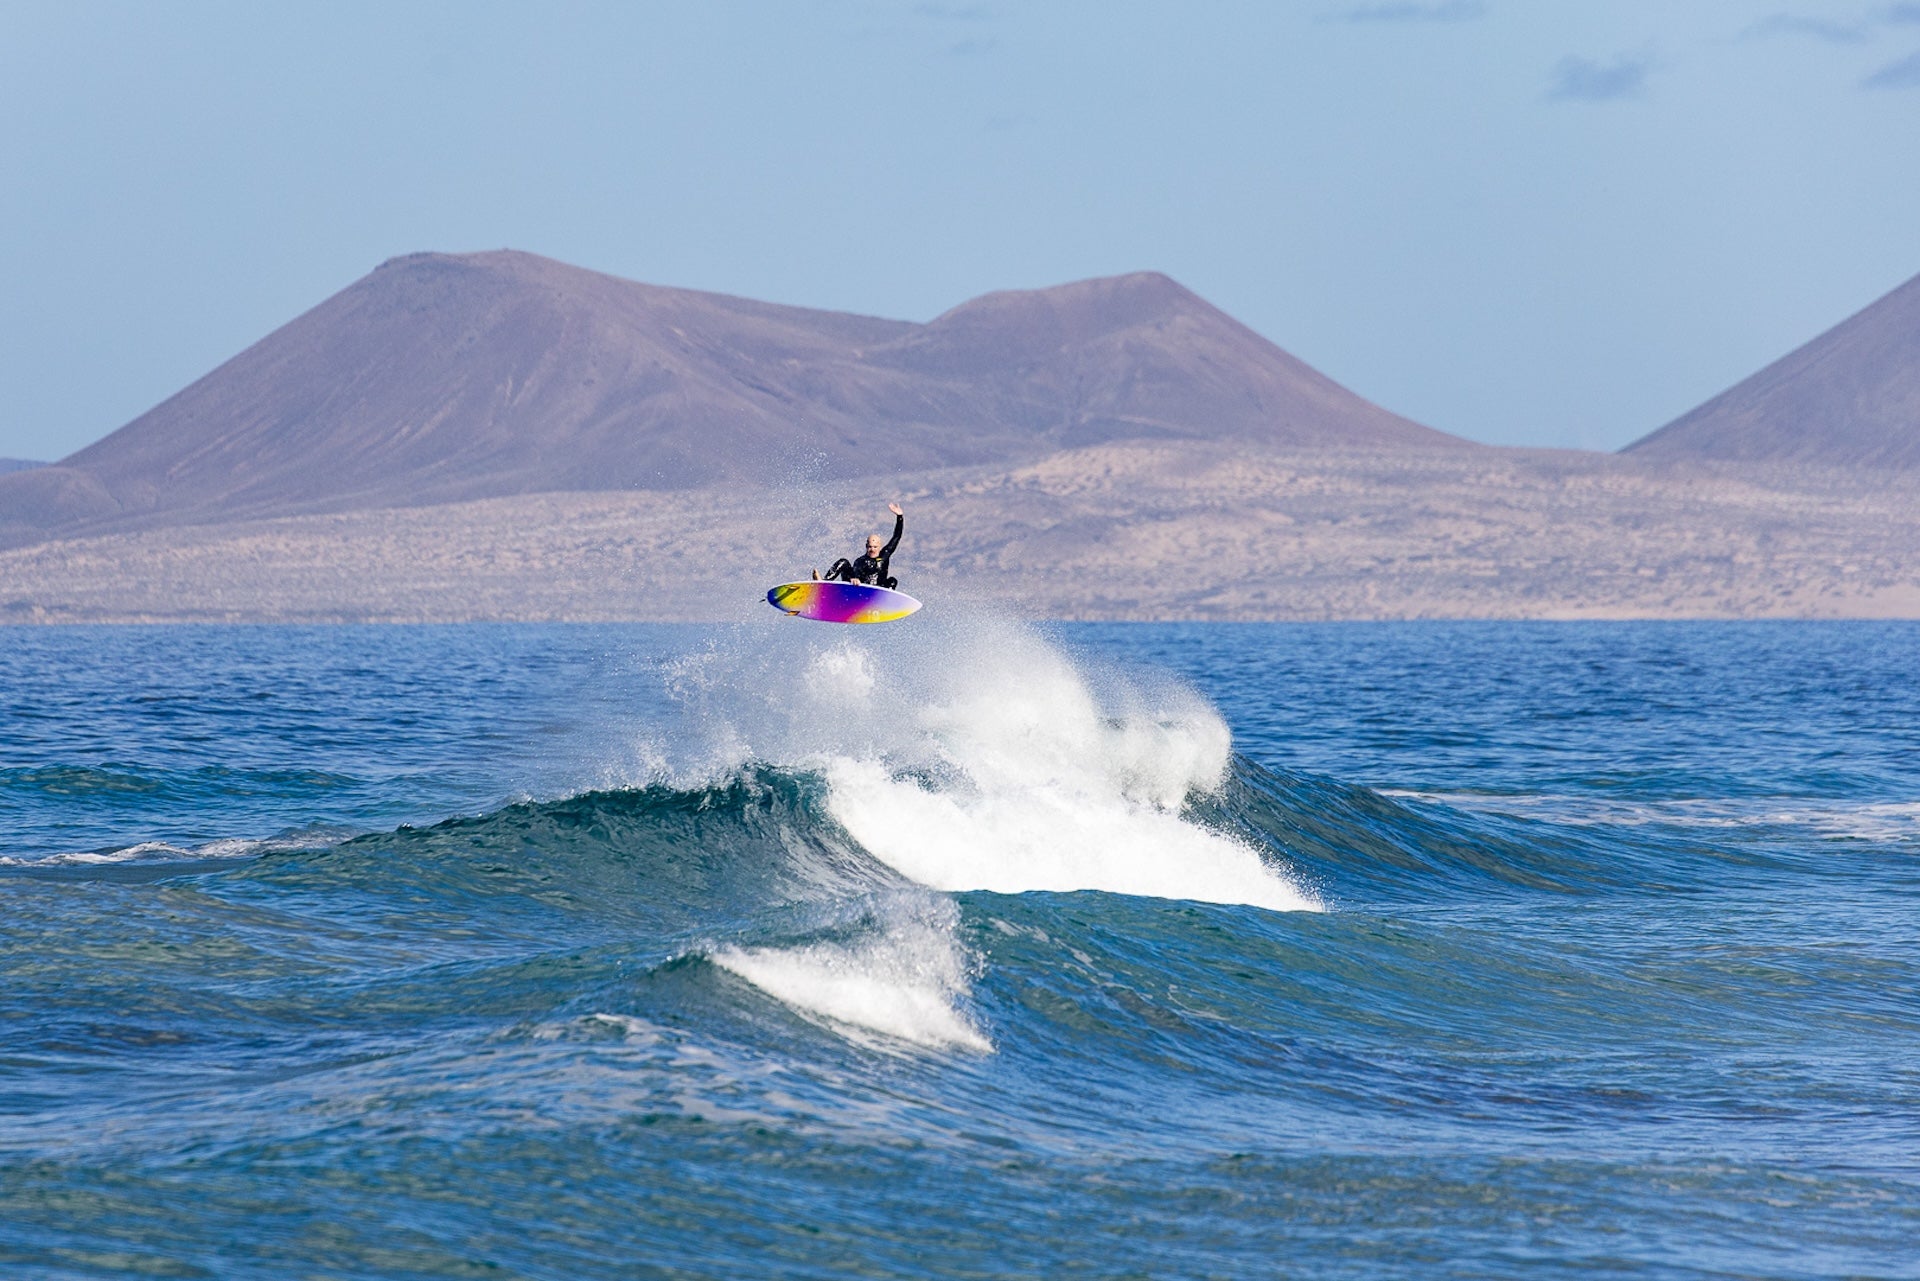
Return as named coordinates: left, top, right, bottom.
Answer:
left=243, top=772, right=880, bottom=905
left=15, top=747, right=1800, bottom=902
left=1209, top=757, right=1806, bottom=903
left=12, top=754, right=1914, bottom=1135
left=8, top=612, right=1860, bottom=1062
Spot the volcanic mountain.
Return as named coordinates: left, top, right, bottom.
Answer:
left=0, top=250, right=1465, bottom=545
left=1625, top=269, right=1920, bottom=470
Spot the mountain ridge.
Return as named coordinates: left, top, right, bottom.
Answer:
left=0, top=251, right=1464, bottom=547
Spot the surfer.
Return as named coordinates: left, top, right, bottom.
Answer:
left=817, top=503, right=905, bottom=589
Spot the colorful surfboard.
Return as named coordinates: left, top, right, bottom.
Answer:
left=766, top=581, right=922, bottom=624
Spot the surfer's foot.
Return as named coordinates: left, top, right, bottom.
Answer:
left=811, top=569, right=820, bottom=580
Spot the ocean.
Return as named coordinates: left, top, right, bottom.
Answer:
left=3, top=618, right=1917, bottom=1278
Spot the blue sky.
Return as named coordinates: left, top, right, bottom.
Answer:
left=3, top=0, right=1917, bottom=460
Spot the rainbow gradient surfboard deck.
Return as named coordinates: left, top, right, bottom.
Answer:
left=766, top=581, right=923, bottom=624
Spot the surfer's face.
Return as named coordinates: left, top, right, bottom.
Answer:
left=867, top=536, right=883, bottom=556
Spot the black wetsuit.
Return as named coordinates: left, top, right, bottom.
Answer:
left=827, top=513, right=903, bottom=589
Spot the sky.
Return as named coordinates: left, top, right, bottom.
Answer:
left=2, top=1, right=1917, bottom=461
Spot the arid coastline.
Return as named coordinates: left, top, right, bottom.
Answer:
left=5, top=445, right=1913, bottom=623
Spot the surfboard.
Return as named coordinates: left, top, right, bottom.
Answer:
left=766, top=581, right=922, bottom=624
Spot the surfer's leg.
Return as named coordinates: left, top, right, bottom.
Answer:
left=826, top=558, right=855, bottom=582
left=881, top=577, right=897, bottom=590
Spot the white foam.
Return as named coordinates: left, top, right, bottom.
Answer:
left=822, top=757, right=1312, bottom=910
left=714, top=917, right=991, bottom=1053
left=645, top=612, right=1320, bottom=913
left=1385, top=790, right=1920, bottom=844
left=819, top=622, right=1315, bottom=910
left=0, top=831, right=343, bottom=867
left=629, top=609, right=1318, bottom=1054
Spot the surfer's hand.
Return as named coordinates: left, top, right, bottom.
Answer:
left=888, top=502, right=903, bottom=517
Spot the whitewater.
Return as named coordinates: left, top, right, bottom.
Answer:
left=624, top=614, right=1317, bottom=1051
left=3, top=617, right=1918, bottom=1278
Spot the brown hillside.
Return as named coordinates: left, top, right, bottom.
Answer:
left=1625, top=270, right=1920, bottom=470
left=0, top=251, right=1465, bottom=546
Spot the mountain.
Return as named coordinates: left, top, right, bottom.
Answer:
left=0, top=251, right=1464, bottom=545
left=0, top=459, right=44, bottom=475
left=1625, top=270, right=1920, bottom=469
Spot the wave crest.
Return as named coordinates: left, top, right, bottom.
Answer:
left=638, top=613, right=1319, bottom=913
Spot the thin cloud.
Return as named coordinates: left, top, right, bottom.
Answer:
left=1732, top=5, right=1920, bottom=93
left=1743, top=13, right=1869, bottom=43
left=1547, top=53, right=1651, bottom=102
left=1862, top=47, right=1920, bottom=85
left=1322, top=1, right=1486, bottom=23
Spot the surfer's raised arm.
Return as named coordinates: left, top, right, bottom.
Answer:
left=882, top=503, right=904, bottom=557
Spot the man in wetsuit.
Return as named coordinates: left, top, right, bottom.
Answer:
left=818, top=503, right=905, bottom=589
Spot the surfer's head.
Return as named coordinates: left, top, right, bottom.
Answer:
left=867, top=534, right=884, bottom=557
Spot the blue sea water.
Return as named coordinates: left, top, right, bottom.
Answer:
left=3, top=618, right=1918, bottom=1279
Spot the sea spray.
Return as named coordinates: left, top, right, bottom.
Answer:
left=643, top=609, right=1318, bottom=910
left=624, top=610, right=1323, bottom=1049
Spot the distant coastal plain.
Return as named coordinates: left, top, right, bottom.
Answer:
left=4, top=446, right=1913, bottom=623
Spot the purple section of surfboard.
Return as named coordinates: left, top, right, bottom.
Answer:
left=766, top=581, right=922, bottom=624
